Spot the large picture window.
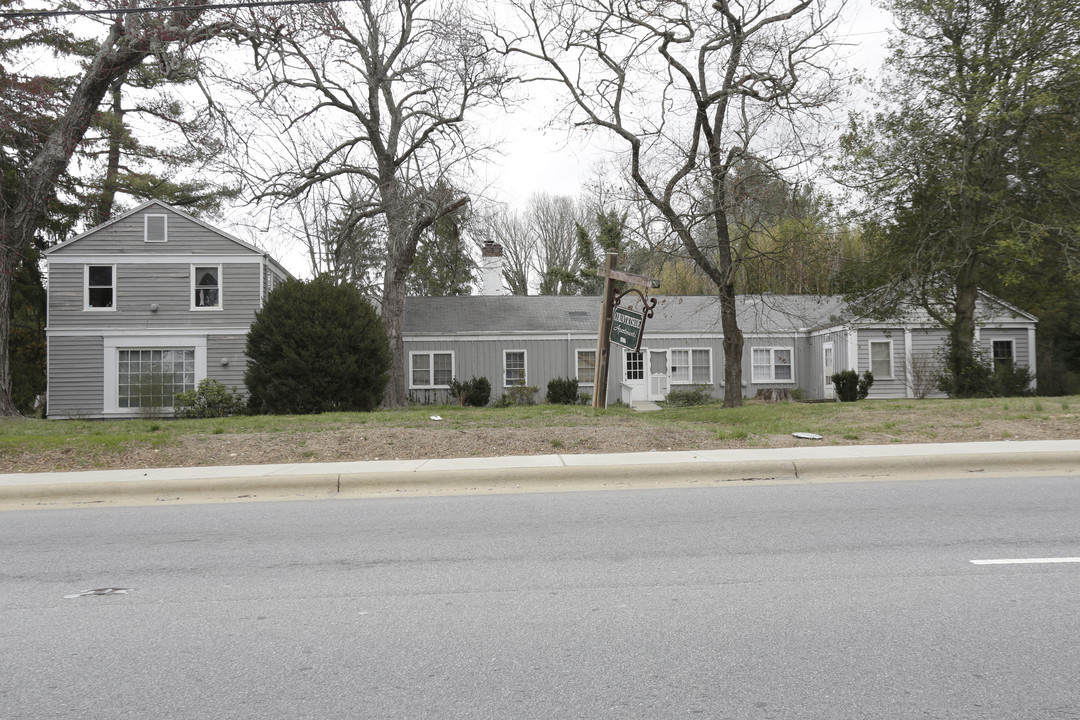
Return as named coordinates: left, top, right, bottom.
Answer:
left=869, top=340, right=893, bottom=378
left=751, top=347, right=793, bottom=382
left=86, top=265, right=115, bottom=309
left=192, top=266, right=221, bottom=309
left=117, top=348, right=195, bottom=409
left=410, top=351, right=453, bottom=388
left=504, top=350, right=526, bottom=387
left=670, top=348, right=711, bottom=384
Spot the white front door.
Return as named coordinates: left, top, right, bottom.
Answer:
left=823, top=342, right=835, bottom=400
left=624, top=349, right=646, bottom=402
left=648, top=349, right=669, bottom=401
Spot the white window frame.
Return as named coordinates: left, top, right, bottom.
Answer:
left=992, top=339, right=1015, bottom=367
left=84, top=264, right=117, bottom=311
left=751, top=347, right=794, bottom=383
left=409, top=351, right=454, bottom=389
left=144, top=214, right=168, bottom=243
left=669, top=348, right=712, bottom=385
left=191, top=264, right=223, bottom=311
left=102, top=335, right=207, bottom=414
left=625, top=350, right=644, bottom=381
left=576, top=349, right=596, bottom=386
left=869, top=339, right=894, bottom=379
left=503, top=349, right=527, bottom=387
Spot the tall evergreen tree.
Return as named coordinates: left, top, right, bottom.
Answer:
left=837, top=0, right=1080, bottom=392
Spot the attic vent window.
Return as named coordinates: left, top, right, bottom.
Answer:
left=144, top=214, right=167, bottom=243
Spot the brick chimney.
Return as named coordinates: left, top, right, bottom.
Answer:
left=481, top=240, right=506, bottom=296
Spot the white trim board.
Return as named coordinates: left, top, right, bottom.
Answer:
left=49, top=254, right=264, bottom=265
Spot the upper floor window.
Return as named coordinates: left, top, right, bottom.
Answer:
left=504, top=350, right=526, bottom=387
left=869, top=340, right=894, bottom=379
left=992, top=340, right=1014, bottom=368
left=752, top=347, right=793, bottom=382
left=86, top=265, right=115, bottom=310
left=144, top=214, right=168, bottom=243
left=192, top=266, right=221, bottom=310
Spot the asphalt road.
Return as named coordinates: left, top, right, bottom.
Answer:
left=2, top=475, right=1079, bottom=719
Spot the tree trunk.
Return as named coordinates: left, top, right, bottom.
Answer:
left=0, top=243, right=18, bottom=416
left=0, top=8, right=216, bottom=416
left=95, top=75, right=128, bottom=226
left=0, top=25, right=149, bottom=417
left=381, top=258, right=410, bottom=408
left=950, top=254, right=980, bottom=379
left=720, top=282, right=744, bottom=408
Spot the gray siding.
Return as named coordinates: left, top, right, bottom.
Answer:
left=742, top=335, right=800, bottom=398
left=405, top=337, right=590, bottom=404
left=908, top=329, right=948, bottom=399
left=207, top=335, right=249, bottom=392
left=48, top=262, right=262, bottom=331
left=807, top=329, right=848, bottom=400
left=48, top=336, right=104, bottom=418
left=857, top=329, right=908, bottom=399
left=979, top=328, right=1030, bottom=366
left=57, top=206, right=256, bottom=256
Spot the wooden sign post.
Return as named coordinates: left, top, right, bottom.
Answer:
left=592, top=252, right=660, bottom=409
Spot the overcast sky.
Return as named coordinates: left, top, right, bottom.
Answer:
left=475, top=0, right=893, bottom=212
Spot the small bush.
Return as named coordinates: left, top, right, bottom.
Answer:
left=832, top=370, right=873, bottom=402
left=546, top=377, right=579, bottom=405
left=175, top=379, right=246, bottom=418
left=449, top=376, right=491, bottom=407
left=578, top=392, right=591, bottom=406
left=937, top=342, right=1034, bottom=398
left=857, top=370, right=874, bottom=400
left=496, top=385, right=538, bottom=407
left=665, top=384, right=714, bottom=407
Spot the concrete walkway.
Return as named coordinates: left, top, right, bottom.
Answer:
left=1, top=439, right=1078, bottom=511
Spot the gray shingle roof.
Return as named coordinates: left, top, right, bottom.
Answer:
left=404, top=294, right=850, bottom=335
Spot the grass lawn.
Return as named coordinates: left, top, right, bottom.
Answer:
left=1, top=395, right=1077, bottom=464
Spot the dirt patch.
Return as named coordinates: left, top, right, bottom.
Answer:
left=3, top=412, right=1079, bottom=474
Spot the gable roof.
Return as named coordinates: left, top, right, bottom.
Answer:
left=44, top=200, right=292, bottom=277
left=404, top=294, right=850, bottom=336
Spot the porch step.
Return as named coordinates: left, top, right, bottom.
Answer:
left=631, top=401, right=664, bottom=412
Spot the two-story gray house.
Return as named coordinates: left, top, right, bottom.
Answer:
left=44, top=200, right=290, bottom=419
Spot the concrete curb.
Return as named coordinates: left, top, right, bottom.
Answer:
left=2, top=441, right=1078, bottom=511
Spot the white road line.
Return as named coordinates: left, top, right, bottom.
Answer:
left=970, top=557, right=1080, bottom=565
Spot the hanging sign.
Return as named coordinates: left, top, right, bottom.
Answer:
left=609, top=305, right=645, bottom=351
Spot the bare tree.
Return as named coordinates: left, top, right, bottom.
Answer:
left=0, top=1, right=232, bottom=416
left=225, top=0, right=510, bottom=406
left=496, top=0, right=843, bottom=407
left=527, top=193, right=586, bottom=295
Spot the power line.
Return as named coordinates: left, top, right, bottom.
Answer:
left=1, top=0, right=349, bottom=20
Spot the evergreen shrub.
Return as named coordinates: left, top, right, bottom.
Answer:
left=546, top=377, right=579, bottom=405
left=832, top=370, right=874, bottom=402
left=244, top=276, right=391, bottom=414
left=449, top=376, right=491, bottom=407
